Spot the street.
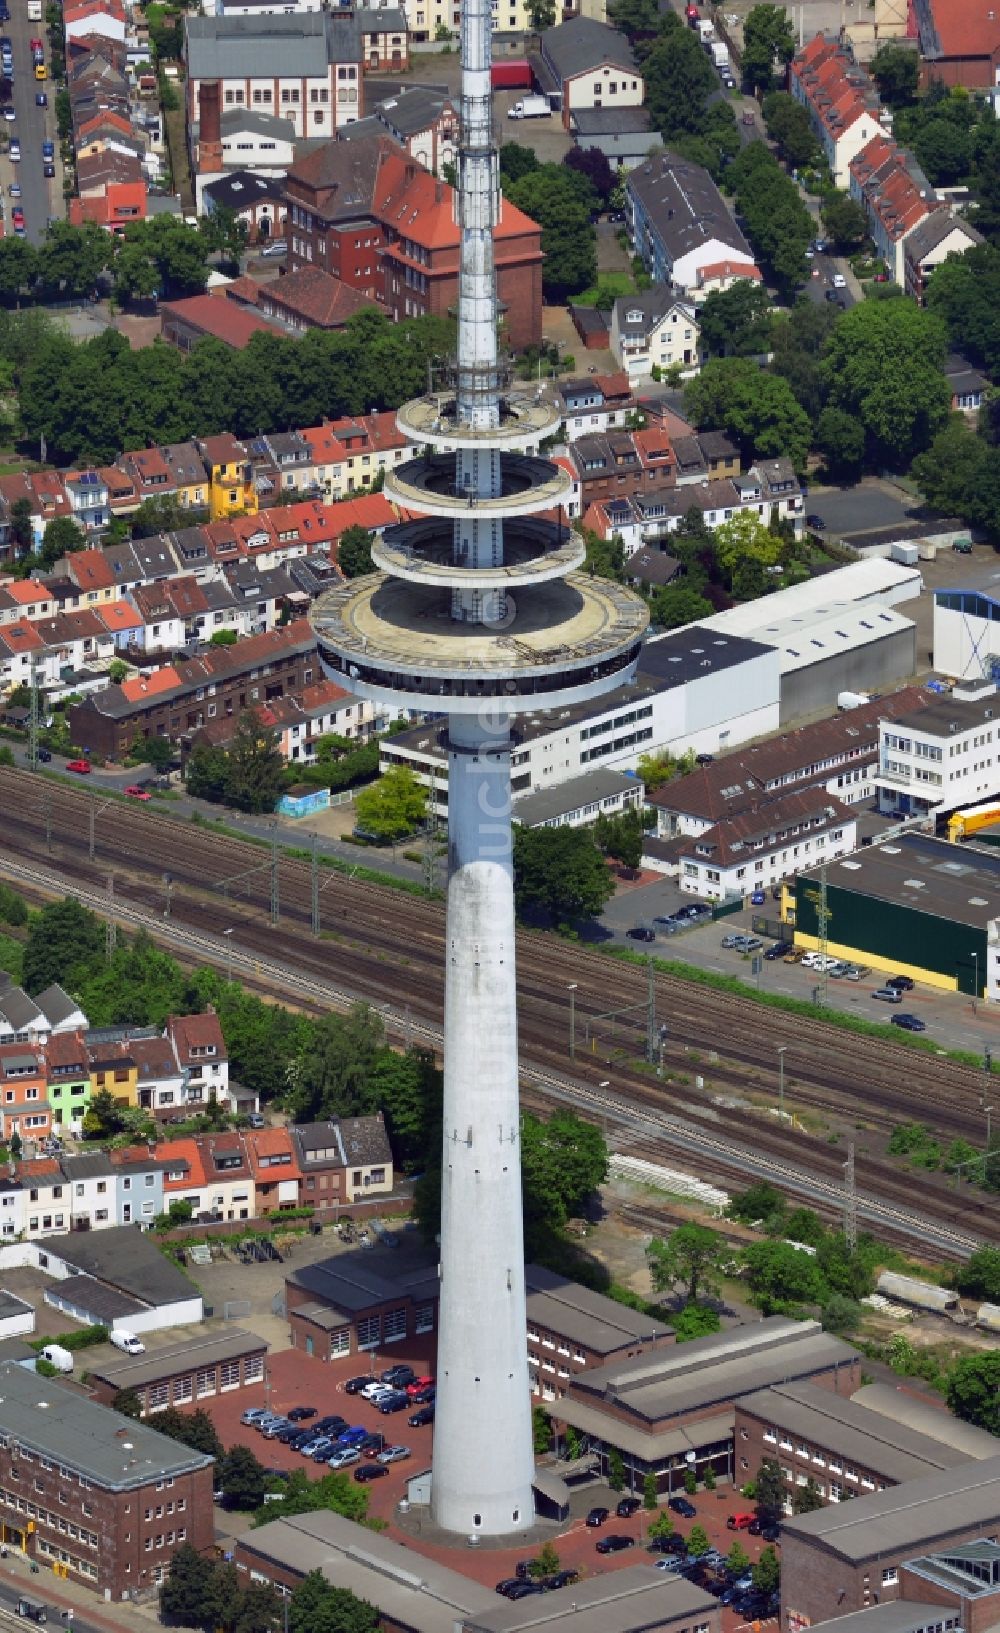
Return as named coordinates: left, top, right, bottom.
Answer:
left=2, top=0, right=59, bottom=246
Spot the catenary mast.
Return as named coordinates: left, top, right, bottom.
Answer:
left=310, top=0, right=649, bottom=1536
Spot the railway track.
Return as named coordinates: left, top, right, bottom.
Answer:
left=0, top=836, right=988, bottom=1260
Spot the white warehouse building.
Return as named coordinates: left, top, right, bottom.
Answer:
left=934, top=588, right=1000, bottom=685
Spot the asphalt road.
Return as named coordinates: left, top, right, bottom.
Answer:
left=2, top=2, right=57, bottom=246
left=801, top=249, right=856, bottom=308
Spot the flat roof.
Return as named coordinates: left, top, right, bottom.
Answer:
left=853, top=1385, right=1000, bottom=1461
left=239, top=1510, right=495, bottom=1633
left=512, top=769, right=639, bottom=828
left=638, top=624, right=773, bottom=685
left=705, top=602, right=914, bottom=675
left=739, top=1382, right=985, bottom=1483
left=807, top=1603, right=964, bottom=1633
left=287, top=1240, right=439, bottom=1317
left=462, top=1567, right=718, bottom=1633
left=87, top=1326, right=266, bottom=1390
left=572, top=1318, right=858, bottom=1427
left=797, top=832, right=1000, bottom=932
left=888, top=692, right=1000, bottom=738
left=0, top=1361, right=213, bottom=1490
left=781, top=1454, right=1000, bottom=1561
left=704, top=560, right=923, bottom=633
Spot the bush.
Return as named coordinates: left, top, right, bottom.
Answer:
left=29, top=1324, right=108, bottom=1353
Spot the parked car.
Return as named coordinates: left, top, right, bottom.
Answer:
left=872, top=986, right=903, bottom=1004
left=310, top=1440, right=339, bottom=1462
left=495, top=1580, right=522, bottom=1597
left=409, top=1383, right=435, bottom=1404
left=345, top=1375, right=377, bottom=1395
left=616, top=1496, right=641, bottom=1518
left=586, top=1507, right=609, bottom=1527
left=504, top=1584, right=545, bottom=1601
left=381, top=1365, right=416, bottom=1388
left=405, top=1375, right=435, bottom=1398
left=354, top=1463, right=388, bottom=1482
left=35, top=92, right=46, bottom=105
left=377, top=1389, right=410, bottom=1414
left=765, top=941, right=793, bottom=960
left=805, top=513, right=826, bottom=530
left=668, top=1497, right=697, bottom=1518
left=721, top=933, right=746, bottom=949
left=36, top=748, right=51, bottom=762
left=241, top=1408, right=270, bottom=1426
left=123, top=784, right=151, bottom=800
left=541, top=1571, right=579, bottom=1590
left=260, top=1418, right=291, bottom=1439
left=299, top=1436, right=334, bottom=1457
left=376, top=1445, right=411, bottom=1464
left=360, top=1433, right=387, bottom=1456
left=832, top=272, right=846, bottom=288
left=891, top=1012, right=926, bottom=1032
left=844, top=965, right=869, bottom=981
left=336, top=1427, right=369, bottom=1446
left=596, top=1535, right=635, bottom=1555
left=727, top=1512, right=756, bottom=1531
left=654, top=1558, right=684, bottom=1574
left=647, top=1534, right=687, bottom=1556
left=408, top=1404, right=435, bottom=1426
left=327, top=1447, right=360, bottom=1469
left=626, top=926, right=655, bottom=942
left=361, top=1381, right=394, bottom=1401
left=886, top=974, right=915, bottom=991
left=314, top=1416, right=348, bottom=1435
left=66, top=759, right=91, bottom=774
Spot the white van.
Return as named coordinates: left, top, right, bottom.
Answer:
left=41, top=1344, right=73, bottom=1373
left=110, top=1330, right=145, bottom=1355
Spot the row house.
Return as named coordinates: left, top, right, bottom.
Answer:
left=568, top=425, right=677, bottom=511
left=849, top=134, right=939, bottom=284
left=0, top=976, right=86, bottom=1048
left=662, top=789, right=858, bottom=900
left=789, top=33, right=885, bottom=188
left=556, top=373, right=635, bottom=443
left=219, top=676, right=375, bottom=761
left=0, top=582, right=58, bottom=625
left=903, top=211, right=984, bottom=303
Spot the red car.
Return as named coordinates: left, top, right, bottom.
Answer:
left=123, top=784, right=151, bottom=800
left=405, top=1375, right=434, bottom=1399
left=66, top=759, right=92, bottom=774
left=11, top=208, right=23, bottom=226
left=29, top=36, right=43, bottom=51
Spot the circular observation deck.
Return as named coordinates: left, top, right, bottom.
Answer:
left=395, top=390, right=562, bottom=453
left=371, top=516, right=586, bottom=590
left=310, top=571, right=650, bottom=716
left=383, top=453, right=573, bottom=521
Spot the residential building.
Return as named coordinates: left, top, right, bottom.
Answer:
left=238, top=677, right=375, bottom=762
left=197, top=433, right=258, bottom=519
left=568, top=425, right=676, bottom=510
left=162, top=1133, right=254, bottom=1221
left=356, top=8, right=408, bottom=71
left=184, top=12, right=364, bottom=142
left=0, top=1361, right=214, bottom=1595
left=556, top=372, right=635, bottom=442
left=943, top=353, right=989, bottom=417
left=875, top=686, right=1000, bottom=819
left=513, top=767, right=644, bottom=829
left=789, top=34, right=885, bottom=188
left=165, top=1012, right=229, bottom=1110
left=537, top=18, right=643, bottom=127
left=913, top=0, right=1000, bottom=88
left=849, top=134, right=938, bottom=284
left=780, top=1456, right=1000, bottom=1629
left=243, top=1127, right=303, bottom=1214
left=665, top=789, right=858, bottom=901
left=44, top=1031, right=93, bottom=1134
left=788, top=833, right=1000, bottom=1003
left=610, top=287, right=701, bottom=381
left=568, top=105, right=656, bottom=171
left=903, top=213, right=984, bottom=302
left=289, top=1114, right=393, bottom=1210
left=628, top=151, right=760, bottom=298
left=66, top=624, right=318, bottom=759
left=64, top=471, right=111, bottom=536
left=202, top=170, right=287, bottom=239
left=0, top=1044, right=52, bottom=1143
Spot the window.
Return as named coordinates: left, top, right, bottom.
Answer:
left=357, top=1314, right=380, bottom=1350
left=196, top=1368, right=217, bottom=1398
left=414, top=1303, right=435, bottom=1335
left=881, top=1569, right=898, bottom=1586
left=383, top=1307, right=407, bottom=1344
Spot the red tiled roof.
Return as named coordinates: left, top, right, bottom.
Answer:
left=925, top=0, right=1000, bottom=60
left=166, top=1012, right=226, bottom=1063
left=375, top=152, right=540, bottom=254
left=96, top=600, right=143, bottom=632
left=791, top=34, right=875, bottom=140
left=260, top=265, right=382, bottom=330
left=299, top=424, right=350, bottom=465
left=69, top=182, right=148, bottom=229
left=67, top=548, right=115, bottom=591
left=850, top=133, right=936, bottom=241
left=696, top=259, right=762, bottom=284
left=4, top=581, right=52, bottom=606
left=120, top=666, right=182, bottom=702
left=160, top=294, right=275, bottom=350
left=156, top=1136, right=207, bottom=1191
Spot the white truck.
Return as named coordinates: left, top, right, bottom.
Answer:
left=710, top=39, right=730, bottom=68
left=696, top=18, right=714, bottom=41
left=27, top=1, right=42, bottom=19
left=508, top=95, right=550, bottom=119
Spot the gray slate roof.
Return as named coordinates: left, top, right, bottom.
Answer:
left=629, top=149, right=751, bottom=264
left=904, top=208, right=983, bottom=263
left=0, top=1360, right=213, bottom=1490
left=541, top=15, right=637, bottom=80
left=186, top=12, right=361, bottom=80
left=35, top=984, right=81, bottom=1028
left=372, top=85, right=454, bottom=137
left=41, top=1226, right=198, bottom=1311
left=571, top=105, right=653, bottom=134
left=513, top=768, right=640, bottom=829
left=613, top=284, right=691, bottom=340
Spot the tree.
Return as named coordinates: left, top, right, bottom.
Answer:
left=527, top=0, right=555, bottom=24
left=684, top=358, right=811, bottom=468
left=870, top=42, right=918, bottom=105
left=23, top=897, right=104, bottom=995
left=608, top=1448, right=626, bottom=1491
left=114, top=217, right=211, bottom=303
left=648, top=582, right=715, bottom=629
left=647, top=1222, right=726, bottom=1305
left=911, top=419, right=1000, bottom=540
left=713, top=511, right=785, bottom=592
left=644, top=1472, right=660, bottom=1511
left=287, top=1571, right=378, bottom=1633
left=728, top=1182, right=787, bottom=1227
left=671, top=1302, right=722, bottom=1342
left=112, top=1388, right=143, bottom=1419
left=769, top=298, right=837, bottom=422
left=793, top=1476, right=824, bottom=1514
left=337, top=525, right=375, bottom=578
left=762, top=91, right=819, bottom=168
left=218, top=1444, right=268, bottom=1510
left=200, top=206, right=249, bottom=268
left=0, top=239, right=39, bottom=302
left=186, top=741, right=230, bottom=804
left=354, top=766, right=427, bottom=842
left=752, top=1545, right=781, bottom=1595
left=131, top=493, right=200, bottom=538
left=224, top=714, right=285, bottom=815
left=594, top=808, right=646, bottom=871
left=699, top=282, right=775, bottom=360
left=286, top=1003, right=386, bottom=1125
left=821, top=299, right=950, bottom=468
left=108, top=659, right=129, bottom=685
left=953, top=1246, right=1000, bottom=1302
left=532, top=1406, right=552, bottom=1454
left=727, top=1542, right=751, bottom=1575
left=161, top=1544, right=217, bottom=1627
left=563, top=145, right=614, bottom=204
left=820, top=192, right=869, bottom=253
left=743, top=3, right=795, bottom=93
left=687, top=1524, right=710, bottom=1557
left=505, top=166, right=597, bottom=301
left=644, top=20, right=719, bottom=141
left=529, top=1542, right=561, bottom=1579
left=755, top=1457, right=785, bottom=1519
left=520, top=1109, right=608, bottom=1257
left=39, top=515, right=85, bottom=572
left=820, top=1293, right=863, bottom=1335
left=946, top=1352, right=1000, bottom=1434
left=513, top=824, right=615, bottom=926
left=9, top=497, right=33, bottom=553
left=743, top=1239, right=825, bottom=1310
left=154, top=1406, right=224, bottom=1459
left=499, top=142, right=540, bottom=183
left=727, top=142, right=813, bottom=289
left=816, top=406, right=865, bottom=481
left=210, top=628, right=239, bottom=646
left=37, top=222, right=110, bottom=300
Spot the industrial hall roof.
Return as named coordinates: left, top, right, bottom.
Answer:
left=185, top=11, right=362, bottom=79
left=797, top=833, right=1000, bottom=933
left=782, top=1454, right=1000, bottom=1562
left=461, top=1565, right=718, bottom=1633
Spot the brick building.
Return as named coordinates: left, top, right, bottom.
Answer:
left=289, top=1114, right=393, bottom=1209
left=734, top=1382, right=999, bottom=1511
left=0, top=1360, right=214, bottom=1597
left=284, top=137, right=543, bottom=348
left=185, top=12, right=364, bottom=143
left=67, top=624, right=318, bottom=759
left=781, top=1456, right=1000, bottom=1630
left=86, top=1328, right=267, bottom=1415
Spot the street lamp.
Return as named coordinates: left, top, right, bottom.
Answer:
left=223, top=927, right=234, bottom=984
left=567, top=983, right=578, bottom=1061
left=971, top=951, right=979, bottom=1014
left=777, top=1046, right=787, bottom=1124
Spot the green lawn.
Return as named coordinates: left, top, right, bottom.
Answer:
left=574, top=271, right=636, bottom=308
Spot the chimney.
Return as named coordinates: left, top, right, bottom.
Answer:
left=198, top=80, right=223, bottom=174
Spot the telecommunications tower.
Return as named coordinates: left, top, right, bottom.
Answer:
left=309, top=0, right=649, bottom=1538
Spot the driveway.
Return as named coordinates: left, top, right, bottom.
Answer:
left=804, top=479, right=920, bottom=539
